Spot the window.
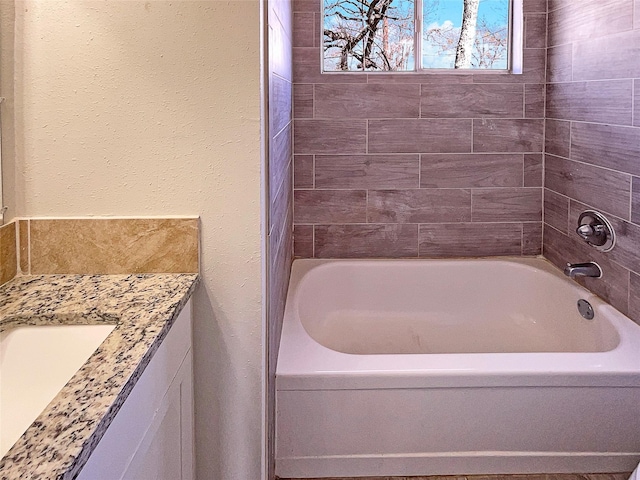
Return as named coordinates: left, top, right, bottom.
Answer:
left=322, top=0, right=522, bottom=72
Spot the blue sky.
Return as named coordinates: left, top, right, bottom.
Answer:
left=422, top=0, right=509, bottom=69
left=424, top=0, right=509, bottom=29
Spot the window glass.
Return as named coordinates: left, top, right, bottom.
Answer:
left=322, top=0, right=513, bottom=72
left=323, top=0, right=415, bottom=72
left=422, top=0, right=510, bottom=69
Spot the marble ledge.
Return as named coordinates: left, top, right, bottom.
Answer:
left=0, top=273, right=199, bottom=480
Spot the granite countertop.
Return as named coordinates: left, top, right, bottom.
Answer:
left=0, top=273, right=198, bottom=480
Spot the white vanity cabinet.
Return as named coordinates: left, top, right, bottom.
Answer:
left=77, top=300, right=194, bottom=480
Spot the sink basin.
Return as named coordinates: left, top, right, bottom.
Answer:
left=0, top=324, right=116, bottom=457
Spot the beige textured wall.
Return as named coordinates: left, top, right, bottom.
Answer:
left=1, top=0, right=16, bottom=219
left=12, top=1, right=264, bottom=479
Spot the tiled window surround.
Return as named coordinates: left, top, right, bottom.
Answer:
left=292, top=0, right=547, bottom=259
left=1, top=218, right=199, bottom=278
left=543, top=0, right=640, bottom=323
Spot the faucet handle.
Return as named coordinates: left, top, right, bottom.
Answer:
left=576, top=224, right=594, bottom=238
left=576, top=223, right=605, bottom=244
left=576, top=210, right=615, bottom=252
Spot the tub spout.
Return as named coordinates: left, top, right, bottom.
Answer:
left=564, top=262, right=602, bottom=278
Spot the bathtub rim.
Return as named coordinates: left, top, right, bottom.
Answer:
left=276, top=256, right=640, bottom=391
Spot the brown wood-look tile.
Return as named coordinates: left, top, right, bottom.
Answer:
left=524, top=0, right=547, bottom=13
left=525, top=14, right=547, bottom=48
left=548, top=0, right=569, bottom=12
left=278, top=476, right=629, bottom=480
left=570, top=199, right=640, bottom=275
left=0, top=221, right=17, bottom=285
left=546, top=80, right=633, bottom=125
left=543, top=224, right=630, bottom=314
left=293, top=0, right=319, bottom=12
left=293, top=47, right=366, bottom=84
left=294, top=119, right=366, bottom=154
left=315, top=155, right=419, bottom=189
left=293, top=84, right=313, bottom=119
left=273, top=205, right=293, bottom=271
left=293, top=12, right=315, bottom=47
left=473, top=119, right=543, bottom=153
left=544, top=188, right=570, bottom=234
left=293, top=224, right=313, bottom=258
left=270, top=18, right=293, bottom=82
left=547, top=0, right=633, bottom=47
left=523, top=222, right=543, bottom=255
left=474, top=48, right=546, bottom=84
left=271, top=124, right=292, bottom=199
left=270, top=74, right=292, bottom=136
left=472, top=188, right=542, bottom=222
left=583, top=474, right=635, bottom=480
left=293, top=189, right=367, bottom=223
left=421, top=154, right=523, bottom=188
left=547, top=44, right=572, bottom=83
left=419, top=223, right=522, bottom=257
left=315, top=84, right=420, bottom=118
left=571, top=122, right=640, bottom=176
left=573, top=29, right=640, bottom=81
left=634, top=80, right=640, bottom=127
left=632, top=177, right=640, bottom=224
left=630, top=272, right=640, bottom=324
left=524, top=154, right=543, bottom=187
left=420, top=84, right=523, bottom=119
left=545, top=154, right=632, bottom=220
left=270, top=0, right=292, bottom=35
left=368, top=73, right=473, bottom=84
left=545, top=119, right=570, bottom=158
left=524, top=84, right=544, bottom=118
left=270, top=170, right=292, bottom=237
left=294, top=154, right=313, bottom=188
left=315, top=224, right=419, bottom=258
left=368, top=119, right=472, bottom=154
left=270, top=208, right=292, bottom=304
left=368, top=189, right=471, bottom=223
left=269, top=208, right=291, bottom=371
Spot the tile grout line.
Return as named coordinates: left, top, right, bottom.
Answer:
left=632, top=79, right=636, bottom=127
left=630, top=175, right=634, bottom=225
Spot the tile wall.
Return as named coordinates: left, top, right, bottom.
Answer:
left=292, top=0, right=547, bottom=258
left=543, top=0, right=640, bottom=322
left=17, top=218, right=199, bottom=274
left=0, top=221, right=17, bottom=285
left=280, top=473, right=631, bottom=480
left=267, top=0, right=294, bottom=477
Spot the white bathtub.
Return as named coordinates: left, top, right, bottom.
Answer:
left=276, top=257, right=640, bottom=478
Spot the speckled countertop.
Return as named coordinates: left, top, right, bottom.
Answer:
left=0, top=273, right=198, bottom=480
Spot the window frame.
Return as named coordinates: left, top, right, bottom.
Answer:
left=321, top=0, right=523, bottom=74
